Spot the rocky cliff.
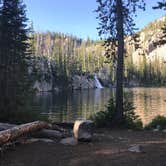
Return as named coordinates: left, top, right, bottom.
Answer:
left=126, top=15, right=166, bottom=66
left=29, top=57, right=104, bottom=92
left=125, top=15, right=166, bottom=85
left=28, top=57, right=55, bottom=92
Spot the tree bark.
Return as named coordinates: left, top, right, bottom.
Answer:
left=0, top=121, right=49, bottom=145
left=115, top=0, right=124, bottom=121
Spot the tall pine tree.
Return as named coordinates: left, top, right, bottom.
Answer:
left=96, top=0, right=145, bottom=122
left=0, top=0, right=32, bottom=122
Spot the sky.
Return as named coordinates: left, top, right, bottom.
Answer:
left=24, top=0, right=166, bottom=40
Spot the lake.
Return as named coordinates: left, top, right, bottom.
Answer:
left=33, top=88, right=166, bottom=125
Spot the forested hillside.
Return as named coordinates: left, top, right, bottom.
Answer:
left=30, top=15, right=166, bottom=89
left=125, top=15, right=166, bottom=85
left=33, top=32, right=108, bottom=76
left=30, top=32, right=113, bottom=90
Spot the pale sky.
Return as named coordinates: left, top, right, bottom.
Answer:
left=24, top=0, right=166, bottom=39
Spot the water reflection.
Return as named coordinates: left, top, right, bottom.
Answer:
left=132, top=88, right=166, bottom=125
left=33, top=88, right=166, bottom=125
left=33, top=89, right=113, bottom=122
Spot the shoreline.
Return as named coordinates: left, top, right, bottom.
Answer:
left=1, top=129, right=166, bottom=166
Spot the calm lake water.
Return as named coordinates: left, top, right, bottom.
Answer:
left=33, top=88, right=166, bottom=125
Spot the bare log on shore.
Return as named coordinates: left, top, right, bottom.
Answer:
left=0, top=121, right=49, bottom=146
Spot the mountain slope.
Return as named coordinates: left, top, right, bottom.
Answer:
left=125, top=15, right=166, bottom=85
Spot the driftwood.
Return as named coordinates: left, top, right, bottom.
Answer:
left=0, top=121, right=49, bottom=146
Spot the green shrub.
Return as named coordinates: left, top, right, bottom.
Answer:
left=145, top=116, right=166, bottom=130
left=90, top=98, right=116, bottom=127
left=122, top=99, right=143, bottom=130
left=90, top=97, right=143, bottom=130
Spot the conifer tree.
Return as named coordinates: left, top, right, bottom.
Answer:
left=0, top=0, right=32, bottom=120
left=153, top=1, right=166, bottom=10
left=96, top=0, right=145, bottom=122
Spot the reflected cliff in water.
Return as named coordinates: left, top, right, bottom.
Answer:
left=33, top=88, right=166, bottom=125
left=132, top=88, right=166, bottom=125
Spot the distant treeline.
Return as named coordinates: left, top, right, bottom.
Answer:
left=30, top=16, right=166, bottom=86
left=125, top=53, right=166, bottom=86
left=31, top=32, right=111, bottom=77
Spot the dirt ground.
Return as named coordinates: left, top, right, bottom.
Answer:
left=1, top=129, right=166, bottom=166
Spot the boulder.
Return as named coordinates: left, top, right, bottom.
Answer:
left=60, top=137, right=78, bottom=146
left=128, top=145, right=143, bottom=153
left=71, top=75, right=96, bottom=90
left=33, top=80, right=52, bottom=92
left=73, top=120, right=94, bottom=142
left=0, top=123, right=17, bottom=131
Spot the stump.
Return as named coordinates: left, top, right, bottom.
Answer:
left=73, top=120, right=94, bottom=142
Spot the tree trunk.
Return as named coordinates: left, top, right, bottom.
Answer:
left=115, top=0, right=124, bottom=121
left=0, top=121, right=49, bottom=145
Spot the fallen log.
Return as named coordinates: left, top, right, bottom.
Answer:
left=0, top=121, right=49, bottom=146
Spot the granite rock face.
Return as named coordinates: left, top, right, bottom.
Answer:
left=33, top=80, right=52, bottom=92
left=128, top=145, right=143, bottom=153
left=72, top=75, right=96, bottom=90
left=28, top=57, right=57, bottom=92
